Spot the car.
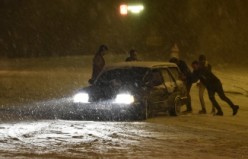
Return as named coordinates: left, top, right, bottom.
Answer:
left=72, top=61, right=188, bottom=120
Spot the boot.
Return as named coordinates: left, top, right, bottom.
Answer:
left=214, top=111, right=223, bottom=116
left=232, top=105, right=239, bottom=116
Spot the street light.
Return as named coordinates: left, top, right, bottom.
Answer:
left=120, top=4, right=144, bottom=15
left=128, top=5, right=144, bottom=14
left=120, top=4, right=128, bottom=15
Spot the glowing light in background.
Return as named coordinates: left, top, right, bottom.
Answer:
left=128, top=5, right=144, bottom=14
left=120, top=4, right=128, bottom=15
left=120, top=4, right=144, bottom=15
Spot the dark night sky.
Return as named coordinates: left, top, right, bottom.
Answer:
left=0, top=0, right=247, bottom=64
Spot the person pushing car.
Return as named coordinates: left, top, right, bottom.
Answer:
left=191, top=61, right=239, bottom=116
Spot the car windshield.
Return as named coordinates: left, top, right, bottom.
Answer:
left=96, top=67, right=149, bottom=86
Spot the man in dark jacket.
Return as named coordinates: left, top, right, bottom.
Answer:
left=125, top=49, right=138, bottom=62
left=191, top=61, right=239, bottom=116
left=198, top=55, right=215, bottom=114
left=89, top=45, right=108, bottom=84
left=169, top=57, right=193, bottom=113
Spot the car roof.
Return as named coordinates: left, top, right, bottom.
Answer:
left=104, top=61, right=177, bottom=71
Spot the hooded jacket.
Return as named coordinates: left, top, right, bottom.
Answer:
left=192, top=67, right=221, bottom=90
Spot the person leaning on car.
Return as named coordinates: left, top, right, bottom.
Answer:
left=197, top=54, right=215, bottom=114
left=169, top=57, right=193, bottom=113
left=89, top=44, right=108, bottom=84
left=191, top=60, right=239, bottom=116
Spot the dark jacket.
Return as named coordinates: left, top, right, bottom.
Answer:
left=91, top=53, right=105, bottom=81
left=200, top=60, right=212, bottom=71
left=192, top=67, right=221, bottom=90
left=178, top=60, right=191, bottom=76
left=177, top=60, right=192, bottom=85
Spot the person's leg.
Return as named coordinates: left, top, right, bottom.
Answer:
left=216, top=83, right=239, bottom=115
left=216, top=84, right=235, bottom=108
left=208, top=89, right=223, bottom=115
left=199, top=82, right=206, bottom=113
left=186, top=83, right=192, bottom=112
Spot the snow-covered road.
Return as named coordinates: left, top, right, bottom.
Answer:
left=0, top=98, right=247, bottom=159
left=0, top=63, right=247, bottom=158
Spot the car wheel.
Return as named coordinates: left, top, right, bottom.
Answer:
left=168, top=93, right=182, bottom=116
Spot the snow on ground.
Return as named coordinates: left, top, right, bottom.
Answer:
left=0, top=56, right=247, bottom=158
left=214, top=67, right=248, bottom=96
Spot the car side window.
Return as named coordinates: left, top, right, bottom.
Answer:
left=161, top=69, right=173, bottom=82
left=168, top=67, right=180, bottom=80
left=144, top=69, right=164, bottom=87
left=153, top=70, right=164, bottom=85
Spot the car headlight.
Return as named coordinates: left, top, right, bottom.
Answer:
left=73, top=93, right=89, bottom=103
left=115, top=93, right=134, bottom=104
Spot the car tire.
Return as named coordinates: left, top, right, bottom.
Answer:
left=168, top=93, right=182, bottom=116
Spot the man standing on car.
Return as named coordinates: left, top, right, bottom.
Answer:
left=198, top=54, right=215, bottom=114
left=125, top=49, right=138, bottom=62
left=89, top=44, right=108, bottom=84
left=169, top=57, right=193, bottom=113
left=191, top=61, right=239, bottom=116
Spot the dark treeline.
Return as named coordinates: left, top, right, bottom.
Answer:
left=0, top=0, right=247, bottom=64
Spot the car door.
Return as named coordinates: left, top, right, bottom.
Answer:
left=168, top=67, right=184, bottom=89
left=145, top=69, right=168, bottom=112
left=167, top=67, right=187, bottom=97
left=161, top=68, right=177, bottom=94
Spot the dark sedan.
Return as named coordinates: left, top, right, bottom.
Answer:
left=72, top=62, right=188, bottom=120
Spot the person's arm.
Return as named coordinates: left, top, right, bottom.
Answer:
left=191, top=71, right=200, bottom=83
